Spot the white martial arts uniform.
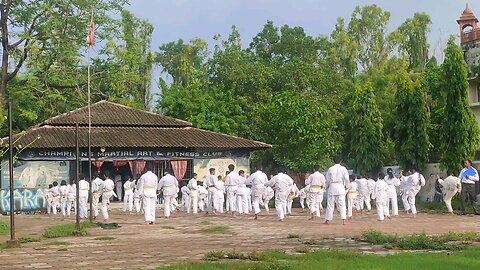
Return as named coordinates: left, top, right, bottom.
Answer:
left=305, top=171, right=326, bottom=216
left=181, top=186, right=191, bottom=212
left=400, top=175, right=410, bottom=211
left=78, top=179, right=89, bottom=219
left=225, top=172, right=240, bottom=212
left=406, top=172, right=425, bottom=215
left=204, top=174, right=219, bottom=213
left=286, top=184, right=299, bottom=215
left=346, top=181, right=358, bottom=218
left=437, top=176, right=461, bottom=213
left=236, top=176, right=249, bottom=214
left=92, top=177, right=104, bottom=218
left=188, top=178, right=199, bottom=214
left=265, top=172, right=294, bottom=221
left=138, top=170, right=158, bottom=223
left=384, top=175, right=400, bottom=216
left=372, top=179, right=390, bottom=220
left=45, top=188, right=53, bottom=214
left=298, top=188, right=307, bottom=209
left=248, top=170, right=268, bottom=215
left=50, top=186, right=60, bottom=215
left=325, top=163, right=349, bottom=221
left=158, top=173, right=179, bottom=218
left=133, top=179, right=142, bottom=214
left=246, top=187, right=253, bottom=212
left=198, top=186, right=207, bottom=212
left=123, top=180, right=134, bottom=212
left=355, top=177, right=371, bottom=211
left=101, top=178, right=115, bottom=221
left=114, top=174, right=123, bottom=202
left=59, top=185, right=69, bottom=217
left=216, top=180, right=225, bottom=213
left=67, top=184, right=76, bottom=216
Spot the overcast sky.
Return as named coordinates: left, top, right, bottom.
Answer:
left=124, top=0, right=479, bottom=99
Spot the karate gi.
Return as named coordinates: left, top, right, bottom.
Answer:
left=216, top=180, right=225, bottom=213
left=399, top=175, right=410, bottom=211
left=66, top=184, right=76, bottom=216
left=438, top=176, right=461, bottom=213
left=406, top=172, right=425, bottom=215
left=204, top=174, right=219, bottom=213
left=384, top=175, right=400, bottom=216
left=367, top=178, right=376, bottom=200
left=346, top=181, right=358, bottom=218
left=123, top=180, right=134, bottom=212
left=248, top=170, right=268, bottom=215
left=246, top=187, right=253, bottom=212
left=101, top=178, right=115, bottom=221
left=260, top=187, right=275, bottom=213
left=45, top=188, right=53, bottom=214
left=133, top=179, right=142, bottom=214
left=265, top=172, right=294, bottom=221
left=158, top=173, right=179, bottom=217
left=355, top=177, right=371, bottom=211
left=181, top=186, right=191, bottom=212
left=236, top=175, right=249, bottom=214
left=138, top=171, right=158, bottom=223
left=372, top=179, right=390, bottom=220
left=298, top=188, right=307, bottom=209
left=286, top=184, right=299, bottom=215
left=324, top=163, right=349, bottom=222
left=92, top=177, right=104, bottom=218
left=50, top=186, right=60, bottom=215
left=114, top=174, right=123, bottom=202
left=59, top=185, right=69, bottom=217
left=225, top=171, right=240, bottom=212
left=188, top=178, right=199, bottom=214
left=305, top=171, right=326, bottom=216
left=78, top=179, right=89, bottom=219
left=198, top=186, right=207, bottom=212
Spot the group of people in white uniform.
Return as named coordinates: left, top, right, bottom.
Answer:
left=45, top=157, right=479, bottom=225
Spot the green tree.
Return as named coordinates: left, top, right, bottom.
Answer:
left=439, top=37, right=480, bottom=173
left=393, top=70, right=431, bottom=170
left=347, top=81, right=384, bottom=174
left=256, top=91, right=341, bottom=171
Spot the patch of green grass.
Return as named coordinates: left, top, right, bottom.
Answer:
left=199, top=221, right=211, bottom=225
left=42, top=221, right=94, bottom=238
left=158, top=247, right=480, bottom=270
left=293, top=246, right=310, bottom=253
left=94, top=236, right=116, bottom=241
left=205, top=225, right=230, bottom=232
left=0, top=241, right=7, bottom=250
left=361, top=230, right=466, bottom=251
left=287, top=233, right=300, bottom=239
left=440, top=231, right=480, bottom=242
left=161, top=225, right=176, bottom=230
left=0, top=220, right=9, bottom=235
left=19, top=236, right=41, bottom=243
left=46, top=241, right=71, bottom=246
left=204, top=250, right=269, bottom=261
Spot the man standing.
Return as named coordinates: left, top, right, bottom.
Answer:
left=406, top=169, right=425, bottom=217
left=138, top=164, right=158, bottom=224
left=384, top=168, right=400, bottom=216
left=204, top=168, right=218, bottom=215
left=78, top=174, right=89, bottom=219
left=437, top=170, right=461, bottom=215
left=265, top=167, right=294, bottom=221
left=91, top=172, right=104, bottom=219
left=101, top=171, right=115, bottom=223
left=355, top=175, right=371, bottom=214
left=324, top=156, right=349, bottom=225
left=188, top=173, right=199, bottom=214
left=372, top=173, right=391, bottom=221
left=458, top=160, right=479, bottom=215
left=247, top=165, right=268, bottom=220
left=225, top=164, right=239, bottom=214
left=158, top=170, right=179, bottom=218
left=123, top=175, right=135, bottom=213
left=181, top=185, right=191, bottom=213
left=305, top=165, right=326, bottom=221
left=216, top=175, right=225, bottom=213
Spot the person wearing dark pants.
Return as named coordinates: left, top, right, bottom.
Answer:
left=458, top=159, right=479, bottom=215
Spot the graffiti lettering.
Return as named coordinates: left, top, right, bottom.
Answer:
left=0, top=188, right=46, bottom=213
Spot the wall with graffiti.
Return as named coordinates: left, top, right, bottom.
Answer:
left=0, top=188, right=47, bottom=213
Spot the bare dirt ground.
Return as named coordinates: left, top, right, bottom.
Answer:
left=1, top=203, right=479, bottom=269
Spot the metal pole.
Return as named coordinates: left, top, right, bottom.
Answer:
left=87, top=40, right=93, bottom=222
left=75, top=123, right=81, bottom=233
left=7, top=101, right=19, bottom=247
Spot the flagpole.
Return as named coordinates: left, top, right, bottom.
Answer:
left=87, top=12, right=94, bottom=222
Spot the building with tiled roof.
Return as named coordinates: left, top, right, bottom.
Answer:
left=0, top=101, right=270, bottom=211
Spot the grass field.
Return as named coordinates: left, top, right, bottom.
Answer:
left=158, top=248, right=480, bottom=270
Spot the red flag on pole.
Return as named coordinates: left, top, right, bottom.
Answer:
left=86, top=20, right=95, bottom=45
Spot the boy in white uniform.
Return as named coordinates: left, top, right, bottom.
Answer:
left=123, top=175, right=135, bottom=213
left=346, top=175, right=358, bottom=220
left=158, top=170, right=179, bottom=218
left=437, top=170, right=461, bottom=214
left=298, top=187, right=307, bottom=209
left=225, top=164, right=239, bottom=214
left=133, top=174, right=142, bottom=215
left=324, top=156, right=349, bottom=225
left=138, top=165, right=158, bottom=224
left=235, top=170, right=248, bottom=215
left=188, top=173, right=199, bottom=214
left=355, top=175, right=371, bottom=214
left=216, top=175, right=225, bottom=213
left=46, top=184, right=53, bottom=214
left=286, top=183, right=299, bottom=215
left=181, top=185, right=191, bottom=212
left=305, top=165, right=326, bottom=220
left=101, top=171, right=115, bottom=222
left=204, top=168, right=218, bottom=215
left=247, top=166, right=268, bottom=219
left=50, top=181, right=60, bottom=215
left=262, top=186, right=274, bottom=212
left=78, top=174, right=89, bottom=219
left=265, top=168, right=294, bottom=221
left=372, top=173, right=391, bottom=221
left=384, top=168, right=400, bottom=216
left=91, top=173, right=104, bottom=219
left=66, top=180, right=76, bottom=216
